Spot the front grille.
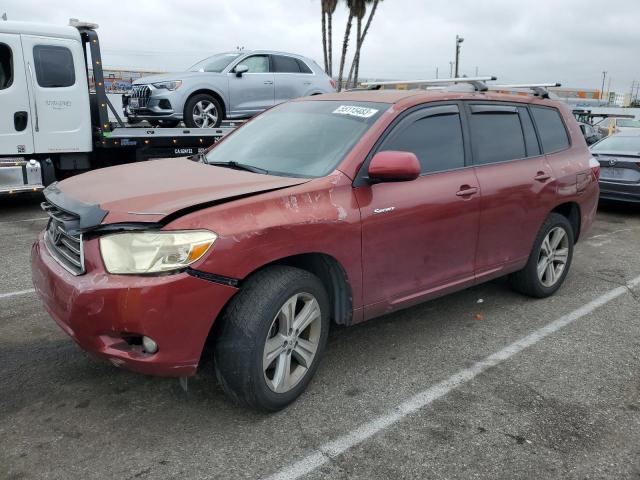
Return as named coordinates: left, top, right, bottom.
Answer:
left=130, top=85, right=152, bottom=109
left=41, top=202, right=85, bottom=275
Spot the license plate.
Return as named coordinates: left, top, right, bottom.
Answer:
left=129, top=98, right=139, bottom=109
left=600, top=167, right=629, bottom=180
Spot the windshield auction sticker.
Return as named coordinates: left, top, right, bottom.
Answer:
left=333, top=105, right=379, bottom=118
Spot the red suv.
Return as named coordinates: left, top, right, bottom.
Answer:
left=31, top=87, right=599, bottom=411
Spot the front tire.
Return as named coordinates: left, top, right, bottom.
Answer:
left=510, top=213, right=574, bottom=298
left=214, top=266, right=330, bottom=411
left=184, top=94, right=223, bottom=128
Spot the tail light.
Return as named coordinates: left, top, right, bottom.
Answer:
left=329, top=78, right=337, bottom=90
left=589, top=156, right=600, bottom=181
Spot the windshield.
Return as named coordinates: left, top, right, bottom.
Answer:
left=205, top=100, right=389, bottom=177
left=591, top=135, right=640, bottom=153
left=188, top=53, right=241, bottom=72
left=617, top=119, right=640, bottom=128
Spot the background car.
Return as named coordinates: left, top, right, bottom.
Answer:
left=579, top=122, right=603, bottom=145
left=124, top=50, right=336, bottom=128
left=590, top=133, right=640, bottom=203
left=594, top=116, right=640, bottom=137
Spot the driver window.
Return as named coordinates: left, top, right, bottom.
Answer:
left=240, top=55, right=269, bottom=73
left=0, top=43, right=12, bottom=90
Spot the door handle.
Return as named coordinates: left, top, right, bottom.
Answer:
left=263, top=80, right=274, bottom=85
left=534, top=171, right=551, bottom=182
left=303, top=81, right=312, bottom=85
left=456, top=186, right=479, bottom=197
left=14, top=111, right=28, bottom=132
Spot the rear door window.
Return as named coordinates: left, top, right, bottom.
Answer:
left=380, top=105, right=465, bottom=174
left=273, top=55, right=302, bottom=73
left=519, top=107, right=541, bottom=157
left=530, top=106, right=570, bottom=153
left=468, top=105, right=526, bottom=164
left=33, top=45, right=75, bottom=88
left=0, top=43, right=12, bottom=90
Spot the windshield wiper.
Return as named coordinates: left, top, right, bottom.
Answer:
left=207, top=160, right=268, bottom=175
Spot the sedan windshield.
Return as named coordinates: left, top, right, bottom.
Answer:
left=205, top=100, right=389, bottom=177
left=188, top=53, right=240, bottom=72
left=591, top=135, right=640, bottom=153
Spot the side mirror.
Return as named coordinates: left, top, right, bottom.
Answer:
left=235, top=64, right=249, bottom=77
left=368, top=151, right=421, bottom=183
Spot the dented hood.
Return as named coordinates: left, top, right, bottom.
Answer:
left=45, top=158, right=310, bottom=229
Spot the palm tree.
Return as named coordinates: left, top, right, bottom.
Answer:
left=347, top=0, right=381, bottom=88
left=337, top=0, right=356, bottom=91
left=321, top=0, right=339, bottom=76
left=326, top=0, right=338, bottom=76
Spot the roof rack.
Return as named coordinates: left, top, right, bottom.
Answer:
left=360, top=76, right=497, bottom=92
left=489, top=83, right=561, bottom=99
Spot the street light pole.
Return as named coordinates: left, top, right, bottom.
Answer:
left=600, top=71, right=607, bottom=104
left=454, top=35, right=464, bottom=78
left=449, top=61, right=454, bottom=78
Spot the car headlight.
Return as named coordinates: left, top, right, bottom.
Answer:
left=99, top=230, right=217, bottom=274
left=152, top=80, right=182, bottom=91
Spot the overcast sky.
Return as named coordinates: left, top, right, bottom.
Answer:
left=4, top=0, right=639, bottom=93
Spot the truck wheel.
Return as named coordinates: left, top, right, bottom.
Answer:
left=510, top=213, right=574, bottom=298
left=184, top=94, right=222, bottom=128
left=214, top=266, right=330, bottom=411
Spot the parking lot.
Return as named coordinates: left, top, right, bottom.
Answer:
left=1, top=195, right=639, bottom=480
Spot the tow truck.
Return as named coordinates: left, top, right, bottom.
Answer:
left=0, top=19, right=235, bottom=195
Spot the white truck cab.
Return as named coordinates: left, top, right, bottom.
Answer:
left=0, top=19, right=232, bottom=195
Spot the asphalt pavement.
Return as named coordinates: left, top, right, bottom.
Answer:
left=1, top=194, right=639, bottom=480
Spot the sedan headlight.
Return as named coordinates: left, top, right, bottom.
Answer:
left=152, top=80, right=182, bottom=91
left=99, top=230, right=217, bottom=274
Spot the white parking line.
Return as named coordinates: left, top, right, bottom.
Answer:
left=0, top=288, right=36, bottom=300
left=267, top=274, right=640, bottom=480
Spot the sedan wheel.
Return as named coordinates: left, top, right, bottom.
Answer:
left=263, top=293, right=322, bottom=394
left=537, top=227, right=569, bottom=287
left=192, top=100, right=218, bottom=128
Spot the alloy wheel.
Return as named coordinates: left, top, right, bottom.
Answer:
left=537, top=226, right=570, bottom=287
left=192, top=100, right=218, bottom=128
left=263, top=293, right=322, bottom=394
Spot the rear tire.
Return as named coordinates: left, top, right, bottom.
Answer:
left=184, top=94, right=223, bottom=128
left=214, top=266, right=330, bottom=411
left=510, top=213, right=574, bottom=298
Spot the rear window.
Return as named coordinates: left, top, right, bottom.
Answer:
left=273, top=55, right=302, bottom=73
left=531, top=106, right=570, bottom=153
left=33, top=45, right=75, bottom=88
left=0, top=43, right=12, bottom=90
left=296, top=59, right=312, bottom=74
left=591, top=135, right=640, bottom=153
left=469, top=107, right=526, bottom=164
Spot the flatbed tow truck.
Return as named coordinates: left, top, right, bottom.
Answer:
left=0, top=19, right=235, bottom=195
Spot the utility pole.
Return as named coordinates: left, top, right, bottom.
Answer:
left=454, top=35, right=464, bottom=78
left=475, top=66, right=479, bottom=77
left=435, top=67, right=438, bottom=79
left=1, top=13, right=7, bottom=21
left=600, top=71, right=607, bottom=104
left=449, top=61, right=454, bottom=78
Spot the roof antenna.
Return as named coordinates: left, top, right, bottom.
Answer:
left=1, top=13, right=7, bottom=21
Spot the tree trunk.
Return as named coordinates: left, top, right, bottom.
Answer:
left=321, top=9, right=329, bottom=74
left=346, top=17, right=361, bottom=88
left=337, top=13, right=354, bottom=91
left=327, top=13, right=333, bottom=76
left=346, top=0, right=380, bottom=88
